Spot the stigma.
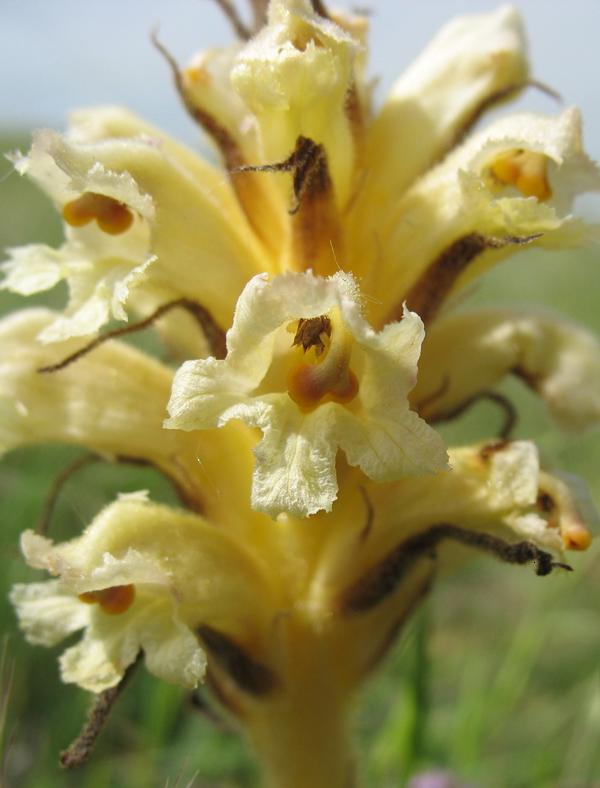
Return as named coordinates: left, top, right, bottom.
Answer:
left=79, top=584, right=136, bottom=615
left=63, top=192, right=134, bottom=235
left=562, top=524, right=592, bottom=551
left=488, top=148, right=552, bottom=201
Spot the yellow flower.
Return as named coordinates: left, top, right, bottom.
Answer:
left=2, top=2, right=598, bottom=786
left=166, top=270, right=447, bottom=517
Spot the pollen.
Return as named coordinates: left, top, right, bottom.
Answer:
left=63, top=192, right=134, bottom=235
left=488, top=148, right=552, bottom=201
left=79, top=584, right=136, bottom=615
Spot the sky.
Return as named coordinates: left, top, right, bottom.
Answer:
left=1, top=0, right=599, bottom=159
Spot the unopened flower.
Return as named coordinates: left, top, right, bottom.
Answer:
left=2, top=2, right=598, bottom=785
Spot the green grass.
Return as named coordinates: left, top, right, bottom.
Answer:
left=1, top=133, right=599, bottom=787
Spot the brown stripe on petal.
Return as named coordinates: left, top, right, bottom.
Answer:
left=198, top=625, right=279, bottom=697
left=361, top=576, right=433, bottom=676
left=443, top=80, right=562, bottom=160
left=234, top=136, right=343, bottom=275
left=151, top=31, right=279, bottom=251
left=151, top=30, right=243, bottom=169
left=288, top=137, right=343, bottom=275
left=338, top=523, right=571, bottom=615
left=395, top=232, right=541, bottom=325
left=345, top=83, right=365, bottom=175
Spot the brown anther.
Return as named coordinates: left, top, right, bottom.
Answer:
left=292, top=316, right=332, bottom=356
left=63, top=193, right=134, bottom=235
left=79, top=585, right=136, bottom=615
left=288, top=309, right=359, bottom=409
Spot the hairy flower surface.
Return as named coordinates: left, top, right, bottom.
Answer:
left=166, top=270, right=447, bottom=516
left=2, top=2, right=598, bottom=786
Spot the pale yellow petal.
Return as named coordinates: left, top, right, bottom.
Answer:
left=5, top=124, right=267, bottom=336
left=20, top=495, right=276, bottom=635
left=168, top=272, right=446, bottom=517
left=231, top=0, right=360, bottom=206
left=351, top=109, right=600, bottom=325
left=358, top=440, right=591, bottom=571
left=413, top=307, right=600, bottom=430
left=363, top=6, right=528, bottom=201
left=0, top=309, right=180, bottom=463
left=59, top=593, right=205, bottom=692
left=10, top=580, right=90, bottom=646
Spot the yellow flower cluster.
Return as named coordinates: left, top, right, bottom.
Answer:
left=2, top=2, right=598, bottom=785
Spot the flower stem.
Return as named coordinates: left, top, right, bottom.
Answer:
left=244, top=626, right=356, bottom=788
left=248, top=687, right=354, bottom=788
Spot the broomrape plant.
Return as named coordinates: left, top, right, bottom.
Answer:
left=2, top=1, right=599, bottom=786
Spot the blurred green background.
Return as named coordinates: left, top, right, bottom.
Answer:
left=0, top=126, right=599, bottom=788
